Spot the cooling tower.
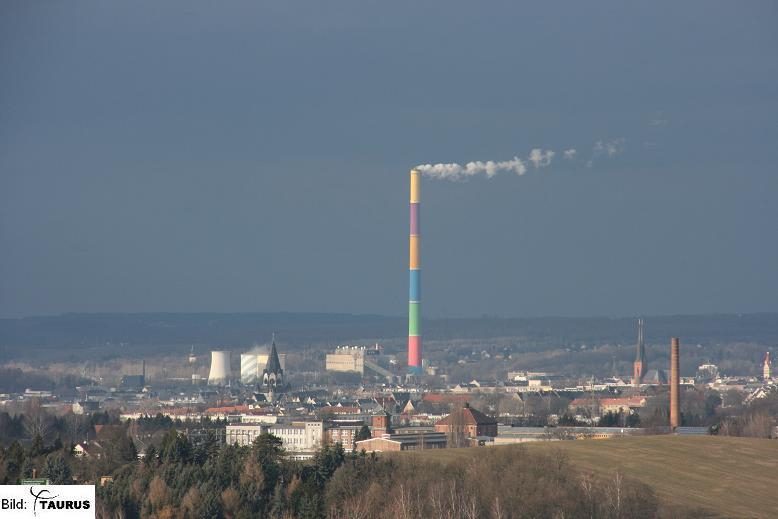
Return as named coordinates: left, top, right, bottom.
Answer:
left=241, top=353, right=258, bottom=385
left=208, top=350, right=231, bottom=385
left=670, top=338, right=680, bottom=429
left=408, top=168, right=422, bottom=375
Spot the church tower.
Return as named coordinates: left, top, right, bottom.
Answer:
left=262, top=336, right=284, bottom=388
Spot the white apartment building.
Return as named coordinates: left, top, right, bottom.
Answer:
left=226, top=421, right=324, bottom=460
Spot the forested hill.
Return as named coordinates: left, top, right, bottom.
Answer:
left=1, top=312, right=776, bottom=362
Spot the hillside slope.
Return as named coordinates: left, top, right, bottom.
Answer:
left=406, top=436, right=778, bottom=518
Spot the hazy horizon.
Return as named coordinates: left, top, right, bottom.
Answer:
left=3, top=309, right=778, bottom=322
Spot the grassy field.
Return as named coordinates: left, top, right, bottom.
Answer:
left=403, top=436, right=778, bottom=518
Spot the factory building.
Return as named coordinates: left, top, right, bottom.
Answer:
left=326, top=346, right=366, bottom=374
left=325, top=344, right=393, bottom=380
left=120, top=360, right=146, bottom=389
left=355, top=431, right=447, bottom=452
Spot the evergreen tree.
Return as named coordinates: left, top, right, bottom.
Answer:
left=20, top=457, right=35, bottom=479
left=270, top=482, right=286, bottom=518
left=29, top=434, right=44, bottom=457
left=42, top=453, right=71, bottom=484
left=116, top=434, right=138, bottom=463
left=144, top=445, right=157, bottom=466
left=3, top=442, right=25, bottom=483
left=354, top=425, right=371, bottom=443
left=199, top=486, right=222, bottom=519
left=159, top=429, right=192, bottom=464
left=50, top=437, right=64, bottom=454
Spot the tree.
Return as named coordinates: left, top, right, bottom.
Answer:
left=42, top=453, right=71, bottom=484
left=23, top=399, right=53, bottom=441
left=20, top=457, right=35, bottom=479
left=28, top=434, right=44, bottom=457
left=355, top=425, right=371, bottom=443
left=159, top=429, right=192, bottom=464
left=115, top=434, right=137, bottom=463
left=312, top=443, right=346, bottom=488
left=2, top=442, right=25, bottom=483
left=199, top=486, right=222, bottom=519
left=144, top=445, right=157, bottom=466
left=148, top=475, right=170, bottom=511
left=444, top=406, right=469, bottom=448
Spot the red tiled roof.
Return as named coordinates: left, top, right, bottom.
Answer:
left=422, top=393, right=470, bottom=404
left=570, top=397, right=645, bottom=408
left=435, top=405, right=496, bottom=426
left=320, top=406, right=360, bottom=415
left=205, top=405, right=250, bottom=414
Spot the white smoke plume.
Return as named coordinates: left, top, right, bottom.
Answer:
left=416, top=157, right=527, bottom=181
left=528, top=148, right=555, bottom=168
left=417, top=139, right=623, bottom=180
left=593, top=138, right=625, bottom=157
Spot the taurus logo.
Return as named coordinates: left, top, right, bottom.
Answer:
left=29, top=487, right=59, bottom=517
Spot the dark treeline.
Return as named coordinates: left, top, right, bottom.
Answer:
left=0, top=405, right=117, bottom=448
left=0, top=367, right=91, bottom=393
left=1, top=312, right=776, bottom=362
left=98, top=432, right=346, bottom=519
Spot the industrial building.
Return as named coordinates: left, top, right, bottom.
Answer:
left=241, top=351, right=287, bottom=385
left=120, top=360, right=146, bottom=389
left=568, top=396, right=647, bottom=417
left=326, top=346, right=367, bottom=374
left=355, top=431, right=447, bottom=452
left=325, top=344, right=393, bottom=380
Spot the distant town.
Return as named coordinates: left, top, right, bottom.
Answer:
left=2, top=314, right=776, bottom=458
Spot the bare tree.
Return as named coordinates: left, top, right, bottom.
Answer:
left=445, top=405, right=469, bottom=448
left=23, top=398, right=53, bottom=441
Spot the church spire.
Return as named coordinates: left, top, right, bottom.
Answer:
left=262, top=334, right=284, bottom=388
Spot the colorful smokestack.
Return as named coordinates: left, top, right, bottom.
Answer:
left=670, top=337, right=680, bottom=429
left=408, top=169, right=422, bottom=375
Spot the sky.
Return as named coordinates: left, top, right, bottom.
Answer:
left=1, top=1, right=777, bottom=319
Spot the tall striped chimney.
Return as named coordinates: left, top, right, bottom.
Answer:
left=670, top=337, right=680, bottom=429
left=408, top=169, right=422, bottom=375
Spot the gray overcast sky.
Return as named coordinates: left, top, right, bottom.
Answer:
left=1, top=1, right=777, bottom=318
